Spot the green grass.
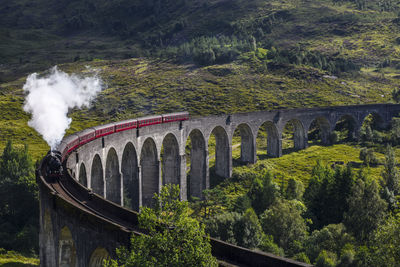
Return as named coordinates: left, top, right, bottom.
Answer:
left=0, top=250, right=39, bottom=266
left=233, top=143, right=387, bottom=186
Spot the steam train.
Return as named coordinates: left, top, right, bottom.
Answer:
left=57, top=112, right=189, bottom=162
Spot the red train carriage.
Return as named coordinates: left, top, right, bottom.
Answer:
left=57, top=112, right=189, bottom=162
left=78, top=128, right=96, bottom=146
left=162, top=112, right=189, bottom=123
left=58, top=134, right=79, bottom=161
left=93, top=123, right=116, bottom=138
left=115, top=119, right=138, bottom=132
left=138, top=115, right=162, bottom=128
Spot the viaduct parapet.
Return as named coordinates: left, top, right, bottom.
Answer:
left=39, top=103, right=400, bottom=266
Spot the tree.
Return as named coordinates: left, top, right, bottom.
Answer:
left=392, top=88, right=400, bottom=103
left=107, top=184, right=217, bottom=266
left=304, top=224, right=354, bottom=263
left=381, top=145, right=400, bottom=210
left=260, top=199, right=309, bottom=256
left=369, top=215, right=400, bottom=266
left=205, top=208, right=263, bottom=249
left=285, top=178, right=304, bottom=200
left=248, top=170, right=279, bottom=215
left=344, top=172, right=387, bottom=242
left=359, top=147, right=379, bottom=166
left=0, top=141, right=38, bottom=254
left=381, top=145, right=400, bottom=195
left=304, top=162, right=354, bottom=229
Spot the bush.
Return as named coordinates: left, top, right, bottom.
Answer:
left=260, top=199, right=308, bottom=256
left=359, top=147, right=379, bottom=166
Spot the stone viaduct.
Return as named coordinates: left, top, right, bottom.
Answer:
left=65, top=104, right=400, bottom=209
left=39, top=103, right=400, bottom=266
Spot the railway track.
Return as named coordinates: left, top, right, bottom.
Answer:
left=38, top=153, right=312, bottom=267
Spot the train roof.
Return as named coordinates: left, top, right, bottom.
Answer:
left=137, top=115, right=162, bottom=121
left=56, top=133, right=79, bottom=152
left=92, top=122, right=116, bottom=130
left=78, top=128, right=95, bottom=137
left=115, top=118, right=138, bottom=125
left=162, top=111, right=189, bottom=117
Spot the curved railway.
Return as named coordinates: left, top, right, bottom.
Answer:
left=37, top=112, right=315, bottom=267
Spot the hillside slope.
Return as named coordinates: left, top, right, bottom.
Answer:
left=1, top=0, right=399, bottom=80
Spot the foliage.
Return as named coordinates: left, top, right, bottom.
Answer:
left=304, top=223, right=354, bottom=263
left=248, top=170, right=279, bottom=215
left=107, top=184, right=217, bottom=267
left=0, top=141, right=38, bottom=254
left=0, top=249, right=39, bottom=266
left=205, top=208, right=263, bottom=249
left=380, top=145, right=400, bottom=211
left=359, top=147, right=379, bottom=166
left=368, top=215, right=400, bottom=266
left=258, top=234, right=285, bottom=257
left=304, top=162, right=354, bottom=229
left=260, top=199, right=309, bottom=256
left=315, top=250, right=337, bottom=267
left=344, top=171, right=387, bottom=242
left=285, top=178, right=304, bottom=200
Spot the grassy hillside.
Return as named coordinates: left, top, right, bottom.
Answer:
left=1, top=0, right=399, bottom=80
left=0, top=0, right=399, bottom=161
left=0, top=56, right=398, bottom=160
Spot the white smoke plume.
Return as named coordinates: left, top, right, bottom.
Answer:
left=23, top=66, right=104, bottom=149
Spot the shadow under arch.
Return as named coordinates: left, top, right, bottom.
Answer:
left=334, top=114, right=358, bottom=142
left=91, top=154, right=104, bottom=197
left=58, top=226, right=76, bottom=267
left=308, top=116, right=331, bottom=145
left=105, top=148, right=121, bottom=205
left=161, top=133, right=180, bottom=186
left=209, top=126, right=230, bottom=179
left=361, top=112, right=385, bottom=130
left=282, top=119, right=306, bottom=153
left=88, top=247, right=110, bottom=267
left=232, top=123, right=255, bottom=164
left=121, top=142, right=139, bottom=211
left=257, top=121, right=280, bottom=158
left=79, top=163, right=87, bottom=187
left=186, top=129, right=207, bottom=200
left=140, top=137, right=159, bottom=207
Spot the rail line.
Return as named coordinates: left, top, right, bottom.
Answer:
left=38, top=153, right=312, bottom=267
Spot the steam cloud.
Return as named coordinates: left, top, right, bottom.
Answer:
left=23, top=66, right=103, bottom=149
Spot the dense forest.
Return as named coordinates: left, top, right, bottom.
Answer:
left=1, top=0, right=400, bottom=265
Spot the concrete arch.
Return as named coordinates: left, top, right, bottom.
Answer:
left=105, top=148, right=121, bottom=205
left=121, top=142, right=139, bottom=211
left=161, top=133, right=180, bottom=186
left=283, top=119, right=306, bottom=150
left=233, top=123, right=256, bottom=164
left=308, top=116, right=331, bottom=145
left=58, top=226, right=76, bottom=267
left=210, top=126, right=231, bottom=178
left=361, top=112, right=385, bottom=130
left=186, top=129, right=208, bottom=199
left=78, top=163, right=87, bottom=187
left=140, top=137, right=159, bottom=207
left=88, top=247, right=110, bottom=267
left=334, top=114, right=358, bottom=140
left=91, top=154, right=104, bottom=197
left=257, top=121, right=281, bottom=158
